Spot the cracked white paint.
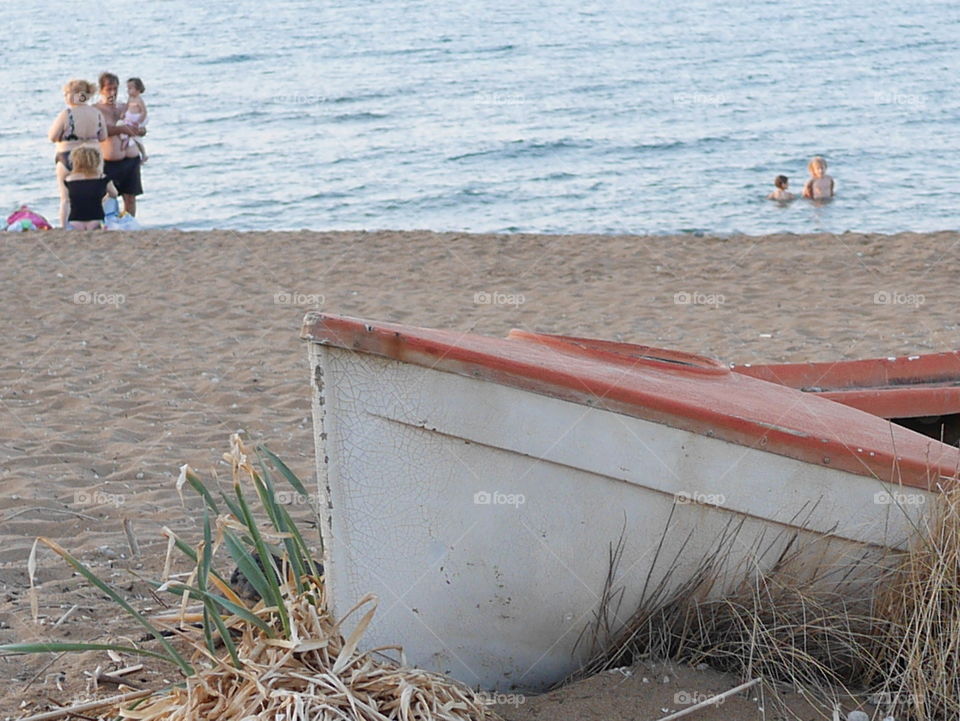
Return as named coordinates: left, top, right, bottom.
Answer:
left=307, top=343, right=930, bottom=691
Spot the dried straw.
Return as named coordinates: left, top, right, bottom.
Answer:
left=579, top=486, right=960, bottom=720
left=109, top=435, right=500, bottom=721
left=4, top=435, right=500, bottom=721
left=121, top=580, right=498, bottom=721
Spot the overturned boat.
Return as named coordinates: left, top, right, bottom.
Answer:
left=301, top=314, right=958, bottom=691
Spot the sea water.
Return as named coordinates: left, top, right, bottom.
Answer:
left=1, top=0, right=958, bottom=234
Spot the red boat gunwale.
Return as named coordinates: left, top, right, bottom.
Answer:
left=301, top=314, right=960, bottom=491
left=508, top=330, right=960, bottom=420
left=732, top=352, right=960, bottom=419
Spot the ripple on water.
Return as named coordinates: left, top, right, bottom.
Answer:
left=0, top=0, right=958, bottom=234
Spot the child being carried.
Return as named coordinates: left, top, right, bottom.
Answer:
left=118, top=77, right=149, bottom=162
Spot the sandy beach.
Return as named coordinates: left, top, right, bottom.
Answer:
left=1, top=229, right=959, bottom=718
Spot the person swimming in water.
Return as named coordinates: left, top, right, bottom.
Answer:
left=767, top=175, right=794, bottom=201
left=802, top=156, right=834, bottom=199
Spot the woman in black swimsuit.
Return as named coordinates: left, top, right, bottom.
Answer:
left=64, top=147, right=118, bottom=230
left=48, top=79, right=108, bottom=228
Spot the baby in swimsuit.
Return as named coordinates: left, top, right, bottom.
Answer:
left=119, top=77, right=149, bottom=162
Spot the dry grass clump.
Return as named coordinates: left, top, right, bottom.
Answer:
left=125, top=583, right=497, bottom=721
left=867, top=485, right=960, bottom=720
left=2, top=435, right=499, bottom=721
left=580, top=488, right=960, bottom=720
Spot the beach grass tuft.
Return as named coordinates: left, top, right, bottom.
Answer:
left=579, top=487, right=960, bottom=720
left=1, top=435, right=499, bottom=721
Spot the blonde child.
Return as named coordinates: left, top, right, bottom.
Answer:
left=767, top=175, right=794, bottom=201
left=64, top=146, right=118, bottom=230
left=803, top=156, right=834, bottom=199
left=119, top=77, right=148, bottom=161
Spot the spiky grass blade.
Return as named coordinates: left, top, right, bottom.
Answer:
left=257, top=444, right=311, bottom=499
left=233, top=482, right=290, bottom=635
left=183, top=469, right=220, bottom=515
left=276, top=503, right=321, bottom=578
left=6, top=438, right=499, bottom=721
left=160, top=583, right=273, bottom=637
left=256, top=445, right=322, bottom=578
left=199, top=512, right=216, bottom=655
left=222, top=528, right=274, bottom=606
left=250, top=462, right=305, bottom=591
left=35, top=537, right=194, bottom=676
left=199, top=596, right=241, bottom=668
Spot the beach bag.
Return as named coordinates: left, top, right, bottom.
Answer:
left=6, top=205, right=52, bottom=231
left=103, top=198, right=143, bottom=231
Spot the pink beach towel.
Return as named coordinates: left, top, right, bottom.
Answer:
left=6, top=206, right=52, bottom=230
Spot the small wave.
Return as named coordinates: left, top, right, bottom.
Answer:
left=469, top=44, right=516, bottom=54
left=347, top=45, right=449, bottom=59
left=330, top=112, right=391, bottom=122
left=300, top=190, right=353, bottom=201
left=328, top=91, right=396, bottom=105
left=196, top=110, right=270, bottom=123
left=448, top=138, right=588, bottom=162
left=625, top=140, right=685, bottom=153
left=200, top=53, right=259, bottom=65
left=531, top=172, right=578, bottom=182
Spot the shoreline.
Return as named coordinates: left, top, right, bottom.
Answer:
left=31, top=226, right=960, bottom=240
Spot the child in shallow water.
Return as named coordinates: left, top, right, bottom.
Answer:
left=767, top=175, right=794, bottom=201
left=803, top=156, right=834, bottom=199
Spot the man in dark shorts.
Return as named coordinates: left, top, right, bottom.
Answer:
left=95, top=72, right=146, bottom=216
left=104, top=156, right=143, bottom=198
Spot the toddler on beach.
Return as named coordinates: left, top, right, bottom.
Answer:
left=803, top=156, right=834, bottom=199
left=64, top=146, right=118, bottom=230
left=119, top=77, right=148, bottom=162
left=767, top=175, right=794, bottom=201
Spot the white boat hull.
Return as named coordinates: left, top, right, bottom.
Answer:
left=308, top=342, right=930, bottom=691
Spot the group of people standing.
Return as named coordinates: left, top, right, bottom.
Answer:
left=48, top=73, right=148, bottom=229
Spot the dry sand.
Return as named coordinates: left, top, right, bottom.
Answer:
left=1, top=229, right=958, bottom=719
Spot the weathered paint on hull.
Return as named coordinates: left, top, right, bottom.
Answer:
left=307, top=340, right=934, bottom=690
